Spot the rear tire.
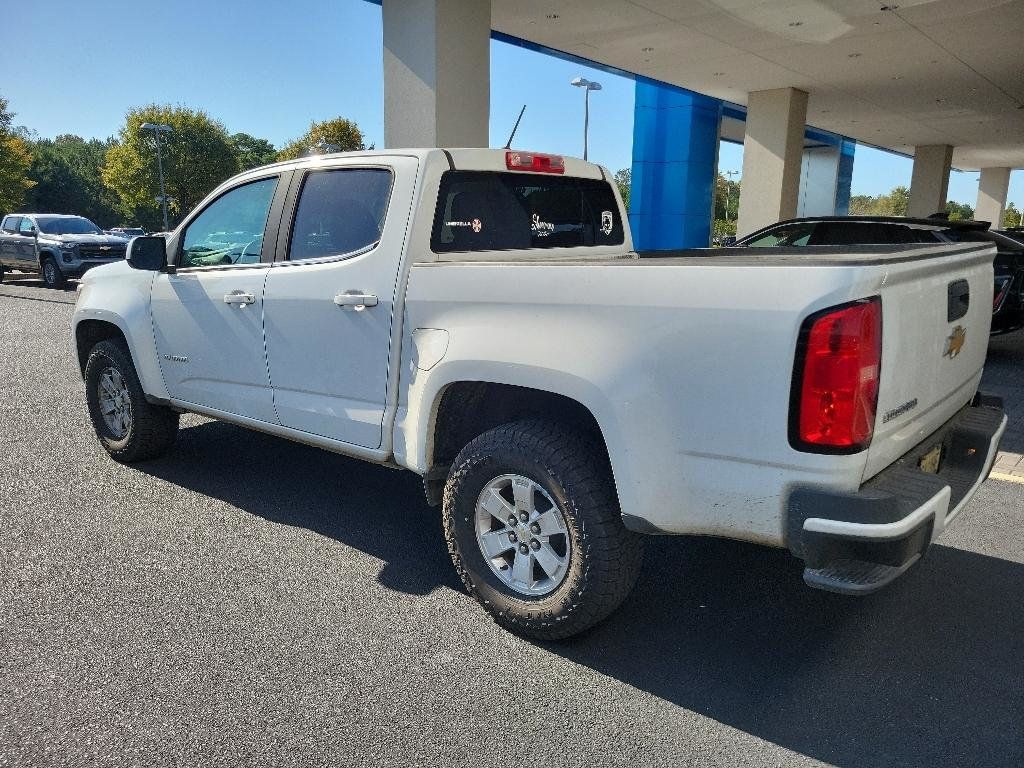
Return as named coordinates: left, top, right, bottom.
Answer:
left=443, top=420, right=644, bottom=640
left=85, top=339, right=179, bottom=462
left=41, top=257, right=66, bottom=289
left=0, top=263, right=5, bottom=283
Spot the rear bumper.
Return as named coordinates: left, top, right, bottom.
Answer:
left=787, top=393, right=1007, bottom=594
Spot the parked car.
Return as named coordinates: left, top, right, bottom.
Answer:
left=0, top=214, right=129, bottom=288
left=998, top=227, right=1024, bottom=246
left=107, top=227, right=147, bottom=239
left=735, top=215, right=1024, bottom=334
left=72, top=149, right=1006, bottom=639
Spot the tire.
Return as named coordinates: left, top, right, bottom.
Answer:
left=0, top=263, right=5, bottom=284
left=41, top=257, right=66, bottom=289
left=84, top=339, right=179, bottom=462
left=443, top=420, right=644, bottom=640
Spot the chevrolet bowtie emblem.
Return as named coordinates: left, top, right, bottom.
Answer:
left=944, top=325, right=967, bottom=358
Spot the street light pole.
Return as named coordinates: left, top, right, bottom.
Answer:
left=141, top=122, right=173, bottom=231
left=724, top=170, right=739, bottom=224
left=570, top=77, right=602, bottom=161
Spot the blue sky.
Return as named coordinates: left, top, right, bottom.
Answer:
left=2, top=0, right=1020, bottom=210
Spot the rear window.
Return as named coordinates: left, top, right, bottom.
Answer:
left=431, top=171, right=624, bottom=253
left=1, top=216, right=20, bottom=233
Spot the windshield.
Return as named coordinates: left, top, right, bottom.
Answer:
left=36, top=216, right=103, bottom=235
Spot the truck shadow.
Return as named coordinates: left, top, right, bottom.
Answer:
left=136, top=418, right=1023, bottom=768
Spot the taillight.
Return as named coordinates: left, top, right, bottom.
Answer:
left=791, top=298, right=882, bottom=452
left=994, top=276, right=1012, bottom=310
left=505, top=151, right=565, bottom=174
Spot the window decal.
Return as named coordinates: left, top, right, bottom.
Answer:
left=601, top=211, right=614, bottom=236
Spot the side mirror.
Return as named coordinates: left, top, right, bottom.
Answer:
left=126, top=235, right=168, bottom=271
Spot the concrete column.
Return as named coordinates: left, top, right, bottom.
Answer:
left=976, top=167, right=1011, bottom=226
left=736, top=87, right=808, bottom=237
left=907, top=144, right=952, bottom=218
left=629, top=78, right=722, bottom=250
left=796, top=138, right=856, bottom=217
left=382, top=0, right=490, bottom=148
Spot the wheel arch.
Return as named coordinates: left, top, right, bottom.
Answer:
left=75, top=319, right=130, bottom=378
left=422, top=380, right=615, bottom=507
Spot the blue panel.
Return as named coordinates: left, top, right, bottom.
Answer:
left=834, top=138, right=856, bottom=215
left=629, top=77, right=722, bottom=251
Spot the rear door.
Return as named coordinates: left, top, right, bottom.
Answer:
left=863, top=243, right=996, bottom=479
left=262, top=157, right=417, bottom=449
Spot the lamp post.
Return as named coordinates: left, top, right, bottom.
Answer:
left=724, top=170, right=740, bottom=225
left=140, top=122, right=173, bottom=231
left=570, top=77, right=602, bottom=161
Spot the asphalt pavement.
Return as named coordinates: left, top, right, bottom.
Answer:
left=1, top=279, right=1022, bottom=767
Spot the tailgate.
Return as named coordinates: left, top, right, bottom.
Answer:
left=863, top=243, right=996, bottom=481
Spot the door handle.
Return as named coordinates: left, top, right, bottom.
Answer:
left=223, top=291, right=256, bottom=306
left=334, top=291, right=378, bottom=311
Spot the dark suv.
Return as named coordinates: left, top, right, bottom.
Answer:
left=0, top=213, right=128, bottom=289
left=736, top=215, right=1024, bottom=335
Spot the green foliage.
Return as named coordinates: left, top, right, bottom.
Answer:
left=231, top=132, right=277, bottom=172
left=714, top=173, right=740, bottom=222
left=24, top=135, right=120, bottom=226
left=848, top=185, right=910, bottom=216
left=945, top=200, right=974, bottom=221
left=713, top=218, right=736, bottom=237
left=1004, top=203, right=1023, bottom=229
left=277, top=117, right=366, bottom=161
left=0, top=96, right=35, bottom=215
left=613, top=168, right=630, bottom=212
left=102, top=105, right=238, bottom=230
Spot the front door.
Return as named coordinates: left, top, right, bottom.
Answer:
left=17, top=217, right=38, bottom=266
left=151, top=174, right=286, bottom=424
left=262, top=158, right=416, bottom=449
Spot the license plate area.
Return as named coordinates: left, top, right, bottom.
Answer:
left=918, top=443, right=943, bottom=474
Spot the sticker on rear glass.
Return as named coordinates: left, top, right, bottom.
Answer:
left=531, top=213, right=554, bottom=237
left=445, top=218, right=484, bottom=234
left=601, top=210, right=614, bottom=236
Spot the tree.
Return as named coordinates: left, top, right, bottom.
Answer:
left=713, top=172, right=740, bottom=224
left=613, top=168, right=630, bottom=212
left=1004, top=202, right=1023, bottom=229
left=0, top=96, right=34, bottom=215
left=230, top=132, right=277, bottom=172
left=24, top=135, right=120, bottom=225
left=277, top=117, right=366, bottom=161
left=945, top=200, right=974, bottom=221
left=848, top=186, right=910, bottom=216
left=102, top=105, right=238, bottom=230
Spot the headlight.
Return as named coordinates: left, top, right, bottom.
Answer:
left=60, top=242, right=77, bottom=251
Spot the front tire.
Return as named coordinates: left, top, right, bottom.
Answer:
left=443, top=420, right=644, bottom=640
left=85, top=339, right=179, bottom=462
left=41, top=257, right=66, bottom=289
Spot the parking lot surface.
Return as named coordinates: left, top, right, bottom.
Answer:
left=2, top=280, right=1022, bottom=767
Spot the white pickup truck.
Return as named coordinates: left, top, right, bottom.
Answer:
left=72, top=148, right=1007, bottom=639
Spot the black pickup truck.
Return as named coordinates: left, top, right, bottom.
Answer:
left=736, top=215, right=1024, bottom=335
left=0, top=213, right=128, bottom=289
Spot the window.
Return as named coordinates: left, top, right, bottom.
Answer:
left=180, top=177, right=278, bottom=268
left=431, top=171, right=625, bottom=253
left=19, top=218, right=36, bottom=235
left=35, top=216, right=102, bottom=235
left=1, top=217, right=21, bottom=234
left=287, top=168, right=392, bottom=261
left=808, top=221, right=917, bottom=245
left=743, top=222, right=816, bottom=247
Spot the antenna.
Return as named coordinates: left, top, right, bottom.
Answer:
left=503, top=105, right=526, bottom=149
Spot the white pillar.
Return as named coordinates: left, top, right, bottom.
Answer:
left=383, top=0, right=490, bottom=148
left=907, top=145, right=952, bottom=218
left=736, top=88, right=808, bottom=237
left=976, top=167, right=1011, bottom=226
